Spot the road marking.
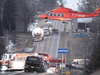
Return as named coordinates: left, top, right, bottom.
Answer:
left=40, top=41, right=45, bottom=53
left=49, top=20, right=59, bottom=58
left=46, top=20, right=58, bottom=54
left=5, top=71, right=23, bottom=75
left=46, top=34, right=51, bottom=53
left=35, top=42, right=38, bottom=53
left=56, top=21, right=58, bottom=29
left=56, top=21, right=61, bottom=58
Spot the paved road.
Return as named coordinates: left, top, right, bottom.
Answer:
left=16, top=73, right=59, bottom=75
left=0, top=71, right=23, bottom=75
left=0, top=20, right=71, bottom=75
left=0, top=71, right=60, bottom=75
left=33, top=20, right=68, bottom=59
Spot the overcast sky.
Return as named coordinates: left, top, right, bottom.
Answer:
left=62, top=0, right=92, bottom=23
left=63, top=0, right=79, bottom=11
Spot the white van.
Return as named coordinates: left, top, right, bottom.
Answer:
left=71, top=59, right=90, bottom=68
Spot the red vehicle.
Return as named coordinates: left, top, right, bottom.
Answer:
left=39, top=3, right=100, bottom=21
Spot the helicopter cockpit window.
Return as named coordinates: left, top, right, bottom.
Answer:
left=61, top=13, right=64, bottom=17
left=74, top=11, right=77, bottom=13
left=54, top=13, right=56, bottom=16
left=50, top=12, right=53, bottom=16
left=57, top=13, right=60, bottom=17
left=46, top=12, right=50, bottom=16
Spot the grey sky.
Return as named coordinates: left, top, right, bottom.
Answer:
left=63, top=0, right=79, bottom=11
left=62, top=0, right=92, bottom=23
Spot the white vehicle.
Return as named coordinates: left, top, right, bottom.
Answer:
left=71, top=59, right=90, bottom=68
left=32, top=27, right=44, bottom=41
left=46, top=22, right=53, bottom=33
left=0, top=53, right=49, bottom=71
left=42, top=24, right=53, bottom=33
left=46, top=21, right=52, bottom=25
left=42, top=27, right=50, bottom=36
left=0, top=53, right=31, bottom=71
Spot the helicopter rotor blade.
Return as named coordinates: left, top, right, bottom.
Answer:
left=64, top=1, right=90, bottom=7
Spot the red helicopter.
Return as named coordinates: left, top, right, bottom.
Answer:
left=39, top=1, right=100, bottom=21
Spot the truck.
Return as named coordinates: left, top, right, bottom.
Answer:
left=32, top=27, right=44, bottom=42
left=0, top=53, right=30, bottom=71
left=0, top=53, right=50, bottom=71
left=24, top=55, right=49, bottom=72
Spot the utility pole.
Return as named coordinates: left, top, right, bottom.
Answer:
left=61, top=54, right=63, bottom=75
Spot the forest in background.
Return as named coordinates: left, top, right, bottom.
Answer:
left=0, top=0, right=100, bottom=74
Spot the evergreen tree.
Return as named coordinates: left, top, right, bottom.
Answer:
left=40, top=0, right=57, bottom=12
left=88, top=37, right=100, bottom=71
left=0, top=19, right=3, bottom=36
left=0, top=0, right=5, bottom=36
left=0, top=38, right=5, bottom=59
left=3, top=0, right=16, bottom=31
left=82, top=0, right=100, bottom=73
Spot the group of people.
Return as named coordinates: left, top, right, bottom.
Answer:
left=66, top=64, right=73, bottom=70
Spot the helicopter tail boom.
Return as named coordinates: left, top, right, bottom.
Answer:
left=92, top=8, right=100, bottom=16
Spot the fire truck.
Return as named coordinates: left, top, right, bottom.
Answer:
left=0, top=53, right=49, bottom=71
left=49, top=58, right=65, bottom=67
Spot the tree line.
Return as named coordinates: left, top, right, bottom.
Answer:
left=0, top=0, right=100, bottom=74
left=0, top=0, right=57, bottom=58
left=78, top=0, right=100, bottom=74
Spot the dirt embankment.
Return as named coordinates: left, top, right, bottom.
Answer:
left=11, top=32, right=33, bottom=53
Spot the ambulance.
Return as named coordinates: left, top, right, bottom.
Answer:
left=71, top=59, right=90, bottom=68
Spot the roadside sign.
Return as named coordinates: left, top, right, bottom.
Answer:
left=58, top=48, right=68, bottom=53
left=66, top=71, right=70, bottom=75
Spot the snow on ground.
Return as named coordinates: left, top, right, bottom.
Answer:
left=6, top=40, right=14, bottom=52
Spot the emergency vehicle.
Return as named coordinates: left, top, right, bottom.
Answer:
left=71, top=59, right=90, bottom=68
left=0, top=53, right=49, bottom=71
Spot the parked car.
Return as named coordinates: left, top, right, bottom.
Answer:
left=74, top=33, right=88, bottom=37
left=72, top=29, right=85, bottom=33
left=52, top=29, right=59, bottom=34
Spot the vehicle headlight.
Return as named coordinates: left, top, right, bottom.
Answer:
left=49, top=28, right=52, bottom=30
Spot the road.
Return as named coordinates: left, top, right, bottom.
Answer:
left=33, top=20, right=68, bottom=59
left=0, top=71, right=59, bottom=75
left=0, top=20, right=71, bottom=75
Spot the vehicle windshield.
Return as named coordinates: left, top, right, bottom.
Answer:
left=34, top=35, right=41, bottom=39
left=71, top=62, right=78, bottom=64
left=26, top=56, right=40, bottom=63
left=46, top=12, right=50, bottom=16
left=43, top=29, right=49, bottom=31
left=34, top=34, right=41, bottom=36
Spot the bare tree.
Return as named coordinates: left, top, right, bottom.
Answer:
left=0, top=37, right=5, bottom=59
left=79, top=0, right=100, bottom=73
left=17, top=0, right=38, bottom=32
